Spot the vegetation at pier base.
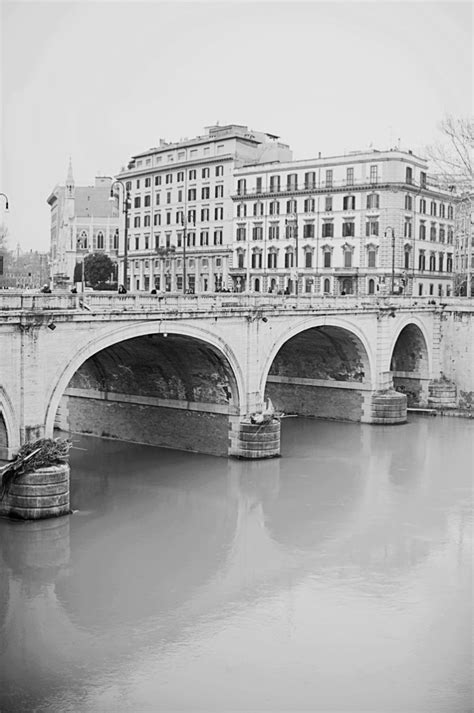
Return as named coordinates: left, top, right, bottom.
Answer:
left=0, top=437, right=71, bottom=500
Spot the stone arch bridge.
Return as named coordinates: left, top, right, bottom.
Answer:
left=0, top=293, right=465, bottom=460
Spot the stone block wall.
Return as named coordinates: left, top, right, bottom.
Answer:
left=266, top=381, right=364, bottom=421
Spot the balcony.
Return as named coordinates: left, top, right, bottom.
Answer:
left=231, top=177, right=428, bottom=200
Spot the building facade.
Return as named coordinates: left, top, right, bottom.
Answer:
left=47, top=161, right=120, bottom=287
left=0, top=247, right=50, bottom=289
left=115, top=124, right=292, bottom=292
left=230, top=149, right=456, bottom=297
left=454, top=192, right=473, bottom=295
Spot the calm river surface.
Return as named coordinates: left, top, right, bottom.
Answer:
left=0, top=416, right=472, bottom=713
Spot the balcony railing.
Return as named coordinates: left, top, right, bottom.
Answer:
left=232, top=177, right=439, bottom=199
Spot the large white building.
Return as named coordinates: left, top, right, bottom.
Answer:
left=115, top=124, right=292, bottom=292
left=47, top=161, right=120, bottom=286
left=230, top=149, right=456, bottom=297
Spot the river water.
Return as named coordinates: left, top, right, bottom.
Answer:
left=0, top=415, right=472, bottom=713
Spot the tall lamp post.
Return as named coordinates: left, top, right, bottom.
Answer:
left=180, top=213, right=195, bottom=294
left=286, top=213, right=299, bottom=295
left=109, top=181, right=130, bottom=291
left=0, top=193, right=9, bottom=210
left=385, top=226, right=396, bottom=294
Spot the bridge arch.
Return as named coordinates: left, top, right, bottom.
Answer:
left=260, top=317, right=374, bottom=423
left=45, top=321, right=246, bottom=452
left=260, top=316, right=375, bottom=396
left=0, top=386, right=20, bottom=458
left=388, top=318, right=432, bottom=406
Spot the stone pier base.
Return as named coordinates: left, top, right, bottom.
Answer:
left=362, top=390, right=407, bottom=424
left=428, top=379, right=457, bottom=409
left=230, top=418, right=281, bottom=459
left=1, top=464, right=70, bottom=520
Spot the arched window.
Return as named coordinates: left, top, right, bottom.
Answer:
left=324, top=278, right=331, bottom=294
left=77, top=230, right=88, bottom=250
left=96, top=231, right=104, bottom=249
left=429, top=253, right=436, bottom=271
left=404, top=249, right=410, bottom=269
left=254, top=278, right=260, bottom=292
left=368, top=279, right=375, bottom=294
left=113, top=229, right=119, bottom=250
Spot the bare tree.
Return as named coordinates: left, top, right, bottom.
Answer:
left=426, top=115, right=473, bottom=190
left=0, top=223, right=8, bottom=252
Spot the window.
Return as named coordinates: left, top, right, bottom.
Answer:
left=367, top=193, right=379, bottom=209
left=125, top=181, right=132, bottom=191
left=447, top=254, right=453, bottom=272
left=418, top=284, right=424, bottom=296
left=200, top=231, right=209, bottom=246
left=251, top=251, right=262, bottom=269
left=368, top=279, right=375, bottom=294
left=430, top=201, right=437, bottom=216
left=303, top=223, right=314, bottom=238
left=430, top=225, right=437, bottom=241
left=255, top=177, right=263, bottom=193
left=214, top=230, right=223, bottom=245
left=420, top=171, right=427, bottom=188
left=322, top=222, right=333, bottom=238
left=438, top=253, right=444, bottom=272
left=325, top=196, right=333, bottom=212
left=154, top=213, right=161, bottom=226
left=439, top=203, right=445, bottom=218
left=419, top=250, right=426, bottom=270
left=201, top=208, right=209, bottom=221
left=189, top=169, right=197, bottom=180
left=253, top=202, right=263, bottom=216
left=134, top=237, right=140, bottom=250
left=237, top=252, right=245, bottom=268
left=287, top=173, right=298, bottom=190
left=286, top=223, right=297, bottom=239
left=252, top=225, right=263, bottom=240
left=324, top=278, right=331, bottom=293
left=406, top=167, right=413, bottom=184
left=215, top=206, right=223, bottom=220
left=268, top=251, right=277, bottom=269
left=144, top=215, right=151, bottom=227
left=323, top=251, right=332, bottom=268
left=305, top=251, right=313, bottom=268
left=284, top=251, right=294, bottom=268
left=305, top=171, right=316, bottom=189
left=429, top=254, right=436, bottom=271
left=420, top=198, right=426, bottom=213
left=236, top=226, right=246, bottom=241
left=439, top=226, right=445, bottom=243
left=96, top=231, right=104, bottom=249
left=304, top=198, right=315, bottom=213
left=419, top=222, right=426, bottom=240
left=366, top=220, right=379, bottom=236
left=404, top=250, right=410, bottom=269
left=237, top=203, right=247, bottom=218
left=370, top=165, right=378, bottom=184
left=367, top=249, right=376, bottom=268
left=155, top=193, right=160, bottom=205
left=215, top=165, right=224, bottom=176
left=166, top=173, right=173, bottom=184
left=134, top=196, right=141, bottom=208
left=447, top=228, right=453, bottom=244
left=202, top=167, right=210, bottom=178
left=136, top=179, right=140, bottom=189
left=215, top=185, right=224, bottom=198
left=134, top=216, right=140, bottom=228
left=269, top=200, right=280, bottom=215
left=268, top=224, right=280, bottom=240
left=144, top=195, right=151, bottom=207
left=404, top=194, right=413, bottom=210
left=342, top=221, right=355, bottom=237
left=237, top=179, right=247, bottom=195
left=346, top=167, right=354, bottom=185
left=188, top=231, right=196, bottom=246
left=188, top=188, right=197, bottom=201
left=145, top=177, right=151, bottom=188
left=343, top=195, right=356, bottom=210
left=270, top=175, right=281, bottom=192
left=113, top=229, right=118, bottom=250
left=286, top=199, right=297, bottom=214
left=166, top=212, right=171, bottom=225
left=325, top=170, right=333, bottom=187
left=177, top=171, right=184, bottom=182
left=144, top=236, right=149, bottom=250
left=404, top=220, right=412, bottom=238
left=344, top=249, right=353, bottom=268
left=166, top=191, right=171, bottom=204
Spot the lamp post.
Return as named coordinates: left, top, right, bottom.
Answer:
left=109, top=181, right=130, bottom=291
left=180, top=213, right=195, bottom=294
left=286, top=213, right=299, bottom=295
left=0, top=193, right=9, bottom=210
left=385, top=226, right=396, bottom=294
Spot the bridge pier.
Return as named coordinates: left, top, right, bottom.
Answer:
left=229, top=415, right=281, bottom=460
left=362, top=390, right=407, bottom=424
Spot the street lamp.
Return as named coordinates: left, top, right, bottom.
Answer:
left=180, top=212, right=195, bottom=294
left=385, top=226, right=396, bottom=294
left=0, top=193, right=9, bottom=210
left=286, top=213, right=299, bottom=295
left=109, top=181, right=131, bottom=291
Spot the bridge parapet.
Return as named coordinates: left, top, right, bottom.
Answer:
left=0, top=291, right=450, bottom=316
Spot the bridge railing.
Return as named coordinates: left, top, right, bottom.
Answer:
left=0, top=290, right=469, bottom=313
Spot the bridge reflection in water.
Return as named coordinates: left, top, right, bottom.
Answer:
left=0, top=415, right=472, bottom=712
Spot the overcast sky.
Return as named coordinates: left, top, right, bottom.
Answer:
left=1, top=0, right=472, bottom=252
